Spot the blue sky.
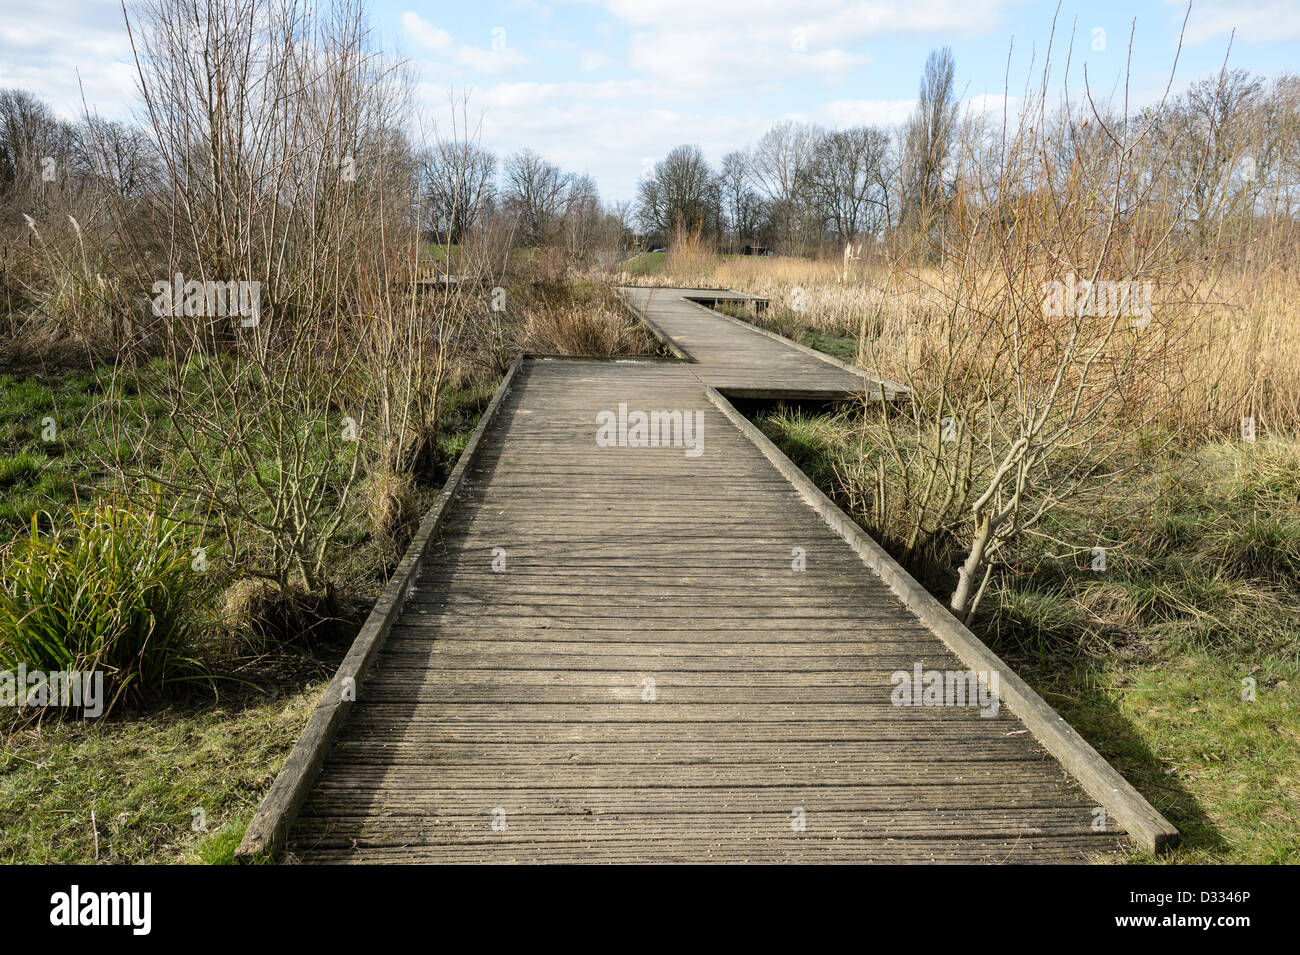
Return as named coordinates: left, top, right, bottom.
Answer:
left=2, top=0, right=1298, bottom=201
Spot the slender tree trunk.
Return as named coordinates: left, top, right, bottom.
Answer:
left=950, top=513, right=992, bottom=615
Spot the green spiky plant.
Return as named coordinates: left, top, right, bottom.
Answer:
left=0, top=501, right=206, bottom=713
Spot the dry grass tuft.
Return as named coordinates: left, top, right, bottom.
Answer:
left=364, top=468, right=419, bottom=547
left=515, top=280, right=661, bottom=357
left=219, top=578, right=349, bottom=651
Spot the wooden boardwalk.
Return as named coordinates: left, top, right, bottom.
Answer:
left=617, top=286, right=899, bottom=398
left=240, top=287, right=1175, bottom=864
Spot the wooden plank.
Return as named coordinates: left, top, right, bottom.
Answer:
left=292, top=808, right=1106, bottom=843
left=320, top=702, right=1033, bottom=723
left=321, top=739, right=1052, bottom=763
left=616, top=286, right=906, bottom=400
left=325, top=722, right=1045, bottom=748
left=289, top=836, right=1124, bottom=865
left=296, top=783, right=1100, bottom=815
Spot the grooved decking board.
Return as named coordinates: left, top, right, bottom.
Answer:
left=285, top=339, right=1133, bottom=863
left=295, top=838, right=1117, bottom=865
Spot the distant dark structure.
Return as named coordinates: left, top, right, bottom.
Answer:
left=740, top=245, right=773, bottom=256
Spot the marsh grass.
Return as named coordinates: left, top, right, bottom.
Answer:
left=514, top=276, right=662, bottom=357
left=0, top=502, right=205, bottom=711
left=763, top=405, right=1300, bottom=658
left=645, top=251, right=1300, bottom=439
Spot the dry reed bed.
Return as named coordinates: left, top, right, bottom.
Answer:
left=633, top=250, right=1300, bottom=438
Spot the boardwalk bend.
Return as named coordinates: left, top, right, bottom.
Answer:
left=237, top=286, right=1177, bottom=863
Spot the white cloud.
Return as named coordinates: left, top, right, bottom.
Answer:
left=1174, top=0, right=1300, bottom=46
left=580, top=0, right=1014, bottom=95
left=413, top=77, right=765, bottom=199
left=0, top=0, right=138, bottom=121
left=965, top=91, right=1018, bottom=114
left=587, top=0, right=1008, bottom=32
left=626, top=29, right=870, bottom=93
left=400, top=13, right=454, bottom=54
left=579, top=51, right=614, bottom=72
left=818, top=98, right=916, bottom=128
left=401, top=13, right=528, bottom=76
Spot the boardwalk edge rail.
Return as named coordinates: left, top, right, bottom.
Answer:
left=233, top=355, right=526, bottom=862
left=704, top=385, right=1180, bottom=856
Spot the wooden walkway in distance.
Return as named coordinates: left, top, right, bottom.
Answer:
left=244, top=287, right=1174, bottom=863
left=616, top=286, right=899, bottom=399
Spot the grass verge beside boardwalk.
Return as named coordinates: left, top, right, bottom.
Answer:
left=0, top=367, right=501, bottom=864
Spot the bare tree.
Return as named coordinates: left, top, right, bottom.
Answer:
left=750, top=120, right=820, bottom=210
left=423, top=136, right=495, bottom=245
left=636, top=143, right=720, bottom=239
left=561, top=172, right=602, bottom=262
left=502, top=147, right=571, bottom=246
left=0, top=89, right=77, bottom=203
left=609, top=198, right=636, bottom=250
left=749, top=120, right=821, bottom=250
left=1156, top=68, right=1266, bottom=244
left=900, top=47, right=958, bottom=246
left=806, top=126, right=892, bottom=242
left=718, top=149, right=765, bottom=250
left=75, top=116, right=157, bottom=201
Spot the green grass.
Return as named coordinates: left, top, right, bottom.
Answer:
left=0, top=451, right=42, bottom=487
left=618, top=251, right=666, bottom=275
left=0, top=502, right=206, bottom=708
left=0, top=679, right=325, bottom=863
left=0, top=368, right=172, bottom=531
left=798, top=329, right=859, bottom=363
left=436, top=377, right=499, bottom=474
left=0, top=386, right=73, bottom=516
left=1036, top=653, right=1299, bottom=863
left=422, top=242, right=460, bottom=262
left=757, top=407, right=853, bottom=490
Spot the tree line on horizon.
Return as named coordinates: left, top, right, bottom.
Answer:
left=3, top=37, right=1298, bottom=277
left=634, top=49, right=1300, bottom=261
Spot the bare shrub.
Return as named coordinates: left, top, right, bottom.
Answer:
left=77, top=0, right=479, bottom=599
